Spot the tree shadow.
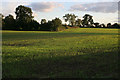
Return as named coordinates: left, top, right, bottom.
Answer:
left=2, top=49, right=118, bottom=79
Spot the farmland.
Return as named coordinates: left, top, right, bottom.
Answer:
left=2, top=28, right=119, bottom=78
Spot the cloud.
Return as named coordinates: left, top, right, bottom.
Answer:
left=1, top=2, right=18, bottom=16
left=33, top=11, right=38, bottom=17
left=114, top=0, right=120, bottom=2
left=1, top=2, right=29, bottom=17
left=69, top=2, right=118, bottom=13
left=29, top=2, right=64, bottom=12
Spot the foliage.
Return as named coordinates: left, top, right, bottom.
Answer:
left=100, top=24, right=106, bottom=28
left=111, top=23, right=120, bottom=28
left=107, top=23, right=112, bottom=28
left=1, top=5, right=120, bottom=31
left=3, top=14, right=16, bottom=30
left=15, top=5, right=33, bottom=22
left=41, top=19, right=47, bottom=24
left=0, top=13, right=4, bottom=29
left=57, top=26, right=66, bottom=31
left=82, top=14, right=94, bottom=27
left=51, top=18, right=62, bottom=31
left=0, top=13, right=4, bottom=19
left=94, top=22, right=100, bottom=28
left=75, top=19, right=82, bottom=27
left=63, top=14, right=78, bottom=26
left=29, top=20, right=40, bottom=31
left=15, top=5, right=34, bottom=30
left=40, top=18, right=63, bottom=31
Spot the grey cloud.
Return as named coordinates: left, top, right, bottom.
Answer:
left=114, top=0, right=120, bottom=2
left=29, top=2, right=63, bottom=12
left=69, top=2, right=118, bottom=13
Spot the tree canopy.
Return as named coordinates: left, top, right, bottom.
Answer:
left=63, top=13, right=78, bottom=26
left=15, top=5, right=33, bottom=22
left=41, top=19, right=47, bottom=24
left=82, top=14, right=94, bottom=27
left=15, top=5, right=34, bottom=30
left=1, top=5, right=120, bottom=31
left=3, top=14, right=16, bottom=30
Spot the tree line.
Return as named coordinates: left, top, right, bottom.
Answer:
left=0, top=5, right=120, bottom=31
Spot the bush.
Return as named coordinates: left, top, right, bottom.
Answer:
left=57, top=26, right=66, bottom=31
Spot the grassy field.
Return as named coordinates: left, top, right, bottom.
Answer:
left=2, top=28, right=119, bottom=78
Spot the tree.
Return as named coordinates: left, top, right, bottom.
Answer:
left=63, top=14, right=70, bottom=25
left=75, top=19, right=82, bottom=27
left=0, top=13, right=4, bottom=29
left=112, top=23, right=120, bottom=28
left=29, top=20, right=40, bottom=30
left=107, top=23, right=111, bottom=28
left=15, top=5, right=33, bottom=30
left=94, top=22, right=100, bottom=28
left=41, top=19, right=46, bottom=24
left=100, top=24, right=106, bottom=28
left=50, top=18, right=62, bottom=31
left=40, top=21, right=50, bottom=31
left=0, top=13, right=4, bottom=20
left=69, top=14, right=78, bottom=26
left=63, top=13, right=77, bottom=26
left=4, top=14, right=16, bottom=30
left=82, top=14, right=94, bottom=27
left=40, top=18, right=62, bottom=31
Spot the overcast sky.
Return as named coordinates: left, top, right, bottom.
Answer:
left=1, top=0, right=119, bottom=24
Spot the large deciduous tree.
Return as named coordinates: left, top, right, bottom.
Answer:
left=63, top=14, right=70, bottom=25
left=82, top=14, right=94, bottom=27
left=51, top=18, right=62, bottom=31
left=15, top=5, right=34, bottom=30
left=63, top=14, right=77, bottom=26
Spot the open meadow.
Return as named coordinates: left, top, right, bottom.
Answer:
left=2, top=28, right=119, bottom=78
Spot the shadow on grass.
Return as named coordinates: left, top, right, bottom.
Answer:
left=2, top=49, right=118, bottom=79
left=3, top=32, right=120, bottom=40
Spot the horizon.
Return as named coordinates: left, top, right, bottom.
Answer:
left=1, top=0, right=119, bottom=25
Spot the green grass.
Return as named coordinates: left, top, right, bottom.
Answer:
left=2, top=28, right=119, bottom=78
